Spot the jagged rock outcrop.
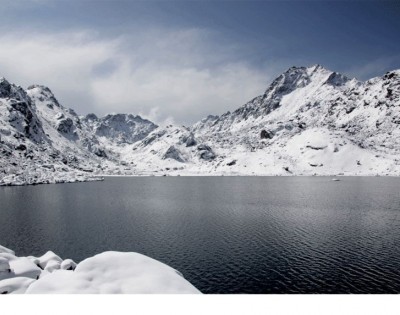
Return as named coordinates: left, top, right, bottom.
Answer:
left=90, top=114, right=157, bottom=144
left=162, top=145, right=185, bottom=162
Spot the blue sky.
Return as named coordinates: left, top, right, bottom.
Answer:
left=0, top=0, right=399, bottom=124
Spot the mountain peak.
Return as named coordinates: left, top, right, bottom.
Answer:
left=309, top=64, right=325, bottom=71
left=0, top=77, right=9, bottom=84
left=266, top=64, right=352, bottom=96
left=84, top=113, right=98, bottom=121
left=27, top=84, right=55, bottom=96
left=264, top=65, right=323, bottom=98
left=0, top=77, right=11, bottom=98
left=284, top=64, right=327, bottom=75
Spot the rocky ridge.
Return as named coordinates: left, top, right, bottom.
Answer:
left=1, top=64, right=399, bottom=185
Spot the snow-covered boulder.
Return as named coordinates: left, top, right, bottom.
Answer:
left=9, top=257, right=42, bottom=279
left=26, top=252, right=200, bottom=294
left=0, top=245, right=15, bottom=255
left=0, top=245, right=201, bottom=294
left=36, top=251, right=62, bottom=270
left=60, top=259, right=77, bottom=271
left=43, top=260, right=61, bottom=273
left=0, top=277, right=35, bottom=294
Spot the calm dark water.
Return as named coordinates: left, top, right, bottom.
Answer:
left=1, top=176, right=400, bottom=293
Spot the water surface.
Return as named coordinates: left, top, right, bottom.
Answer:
left=1, top=176, right=400, bottom=293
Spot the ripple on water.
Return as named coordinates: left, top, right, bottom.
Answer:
left=1, top=177, right=400, bottom=293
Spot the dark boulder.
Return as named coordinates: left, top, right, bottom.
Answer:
left=162, top=146, right=185, bottom=162
left=93, top=147, right=107, bottom=158
left=15, top=144, right=26, bottom=151
left=227, top=160, right=236, bottom=166
left=197, top=144, right=216, bottom=160
left=185, top=133, right=197, bottom=147
left=260, top=129, right=273, bottom=139
left=57, top=118, right=74, bottom=134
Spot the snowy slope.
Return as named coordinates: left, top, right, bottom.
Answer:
left=137, top=65, right=400, bottom=176
left=1, top=65, right=399, bottom=184
left=0, top=80, right=157, bottom=185
left=0, top=78, right=100, bottom=185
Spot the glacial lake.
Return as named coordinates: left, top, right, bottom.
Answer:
left=1, top=176, right=400, bottom=294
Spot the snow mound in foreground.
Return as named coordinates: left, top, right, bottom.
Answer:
left=0, top=245, right=200, bottom=294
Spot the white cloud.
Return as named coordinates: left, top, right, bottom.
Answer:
left=0, top=29, right=271, bottom=124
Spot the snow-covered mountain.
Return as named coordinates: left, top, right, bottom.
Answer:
left=1, top=64, right=399, bottom=185
left=0, top=79, right=157, bottom=185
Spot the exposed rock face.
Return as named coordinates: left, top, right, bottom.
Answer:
left=260, top=129, right=273, bottom=139
left=227, top=160, right=236, bottom=166
left=197, top=144, right=216, bottom=161
left=0, top=78, right=12, bottom=98
left=2, top=79, right=47, bottom=144
left=93, top=114, right=157, bottom=144
left=185, top=133, right=197, bottom=147
left=162, top=145, right=185, bottom=162
left=93, top=147, right=107, bottom=158
left=15, top=144, right=26, bottom=151
left=57, top=118, right=74, bottom=134
left=83, top=113, right=98, bottom=121
left=141, top=129, right=166, bottom=147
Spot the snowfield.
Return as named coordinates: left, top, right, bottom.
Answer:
left=0, top=245, right=201, bottom=294
left=1, top=64, right=400, bottom=185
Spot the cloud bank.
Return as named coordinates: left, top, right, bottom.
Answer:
left=0, top=29, right=271, bottom=125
